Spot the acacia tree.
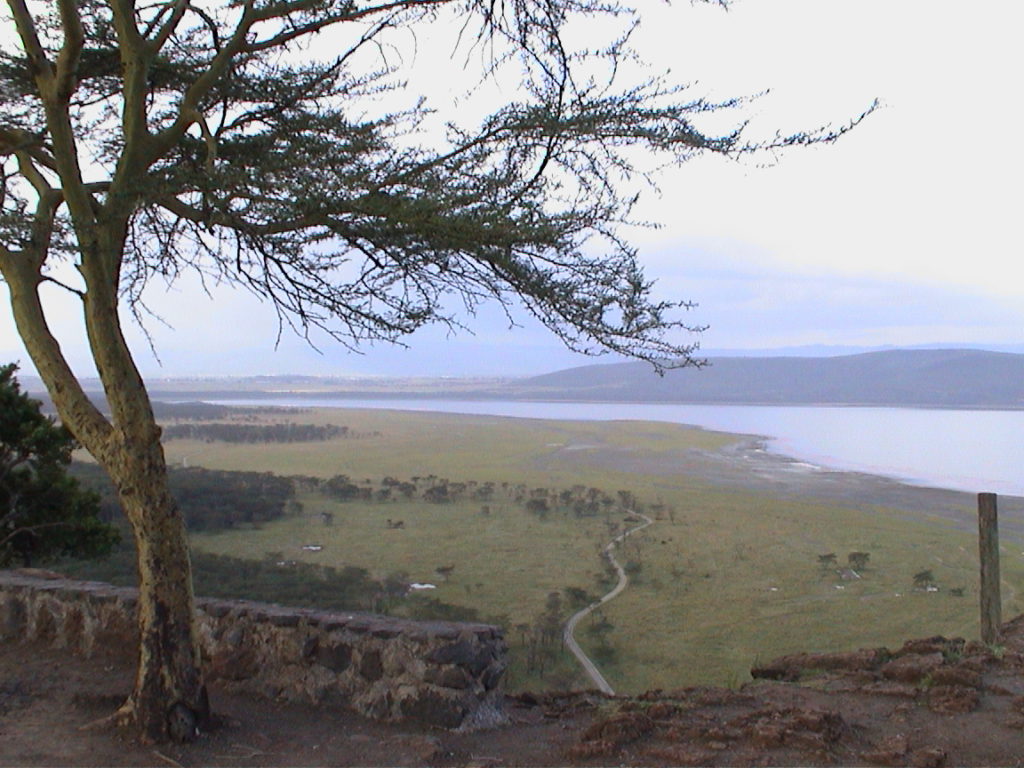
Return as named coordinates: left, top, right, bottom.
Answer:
left=0, top=0, right=870, bottom=742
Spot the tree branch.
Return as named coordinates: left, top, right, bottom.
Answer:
left=110, top=0, right=157, bottom=154
left=149, top=2, right=259, bottom=161
left=13, top=150, right=53, bottom=198
left=0, top=129, right=60, bottom=174
left=0, top=520, right=76, bottom=550
left=5, top=0, right=54, bottom=84
left=243, top=0, right=452, bottom=53
left=54, top=0, right=85, bottom=102
left=148, top=0, right=192, bottom=53
left=0, top=258, right=115, bottom=459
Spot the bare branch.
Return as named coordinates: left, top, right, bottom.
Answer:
left=243, top=0, right=453, bottom=53
left=148, top=0, right=192, bottom=52
left=40, top=274, right=85, bottom=298
left=149, top=3, right=260, bottom=159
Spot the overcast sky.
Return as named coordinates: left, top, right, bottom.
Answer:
left=1, top=0, right=1022, bottom=378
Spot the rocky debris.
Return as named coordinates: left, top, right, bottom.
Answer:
left=909, top=747, right=948, bottom=768
left=570, top=690, right=852, bottom=764
left=929, top=664, right=981, bottom=689
left=508, top=689, right=606, bottom=720
left=861, top=734, right=948, bottom=768
left=927, top=684, right=980, bottom=714
left=880, top=652, right=944, bottom=684
left=861, top=733, right=911, bottom=765
left=751, top=633, right=996, bottom=707
left=892, top=636, right=963, bottom=658
left=558, top=619, right=1024, bottom=766
left=643, top=744, right=718, bottom=766
left=580, top=711, right=654, bottom=746
left=751, top=647, right=890, bottom=681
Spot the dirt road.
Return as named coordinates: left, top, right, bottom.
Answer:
left=562, top=512, right=654, bottom=694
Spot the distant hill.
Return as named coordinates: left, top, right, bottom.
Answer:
left=23, top=348, right=1024, bottom=409
left=504, top=349, right=1024, bottom=408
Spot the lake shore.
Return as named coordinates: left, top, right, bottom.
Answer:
left=177, top=396, right=1024, bottom=498
left=465, top=413, right=1024, bottom=543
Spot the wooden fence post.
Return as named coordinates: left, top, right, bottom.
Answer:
left=978, top=492, right=1002, bottom=645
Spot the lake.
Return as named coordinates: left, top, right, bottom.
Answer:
left=208, top=397, right=1024, bottom=497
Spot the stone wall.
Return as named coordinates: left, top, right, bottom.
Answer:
left=0, top=570, right=507, bottom=729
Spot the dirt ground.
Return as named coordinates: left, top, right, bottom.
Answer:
left=6, top=619, right=1024, bottom=767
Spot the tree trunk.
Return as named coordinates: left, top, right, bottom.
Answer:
left=107, top=434, right=209, bottom=742
left=1, top=255, right=208, bottom=742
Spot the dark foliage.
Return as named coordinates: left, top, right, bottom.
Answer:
left=151, top=402, right=237, bottom=421
left=0, top=364, right=118, bottom=567
left=162, top=421, right=348, bottom=444
left=152, top=402, right=308, bottom=421
left=322, top=475, right=371, bottom=502
left=60, top=545, right=480, bottom=622
left=69, top=462, right=295, bottom=532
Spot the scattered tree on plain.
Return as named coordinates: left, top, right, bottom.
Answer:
left=913, top=569, right=937, bottom=590
left=847, top=551, right=870, bottom=571
left=0, top=0, right=870, bottom=741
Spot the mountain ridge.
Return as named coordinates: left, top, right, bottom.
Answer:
left=505, top=348, right=1024, bottom=408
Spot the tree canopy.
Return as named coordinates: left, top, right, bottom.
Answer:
left=0, top=362, right=117, bottom=566
left=0, top=0, right=871, bottom=370
left=0, top=0, right=872, bottom=742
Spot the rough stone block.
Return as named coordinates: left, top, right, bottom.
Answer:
left=424, top=665, right=472, bottom=690
left=209, top=648, right=260, bottom=681
left=359, top=649, right=383, bottom=681
left=428, top=639, right=493, bottom=676
left=0, top=596, right=27, bottom=640
left=482, top=659, right=507, bottom=691
left=316, top=642, right=352, bottom=673
left=33, top=602, right=58, bottom=643
left=200, top=602, right=232, bottom=619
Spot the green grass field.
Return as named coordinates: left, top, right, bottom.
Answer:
left=167, top=406, right=1017, bottom=693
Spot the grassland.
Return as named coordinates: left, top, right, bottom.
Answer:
left=162, top=406, right=1020, bottom=693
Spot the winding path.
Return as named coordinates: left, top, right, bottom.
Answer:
left=563, top=512, right=654, bottom=694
